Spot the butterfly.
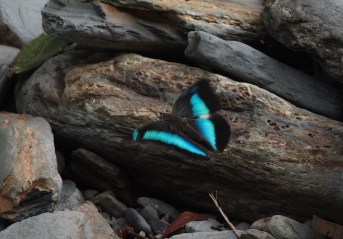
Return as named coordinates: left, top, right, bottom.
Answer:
left=132, top=79, right=231, bottom=159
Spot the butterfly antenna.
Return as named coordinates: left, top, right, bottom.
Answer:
left=341, top=170, right=343, bottom=197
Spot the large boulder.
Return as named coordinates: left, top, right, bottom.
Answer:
left=264, top=0, right=343, bottom=82
left=15, top=51, right=343, bottom=224
left=0, top=203, right=119, bottom=239
left=0, top=112, right=62, bottom=221
left=42, top=0, right=268, bottom=52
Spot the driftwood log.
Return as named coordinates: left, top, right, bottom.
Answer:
left=15, top=51, right=343, bottom=224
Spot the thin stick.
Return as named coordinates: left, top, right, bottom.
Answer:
left=209, top=193, right=241, bottom=238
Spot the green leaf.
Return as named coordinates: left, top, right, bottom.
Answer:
left=11, top=33, right=69, bottom=74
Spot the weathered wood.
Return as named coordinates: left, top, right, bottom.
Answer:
left=15, top=51, right=343, bottom=224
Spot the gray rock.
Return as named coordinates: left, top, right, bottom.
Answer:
left=150, top=219, right=169, bottom=235
left=0, top=112, right=62, bottom=222
left=83, top=189, right=99, bottom=201
left=169, top=230, right=242, bottom=239
left=0, top=203, right=119, bottom=239
left=15, top=51, right=343, bottom=224
left=241, top=229, right=275, bottom=239
left=42, top=0, right=268, bottom=52
left=55, top=180, right=84, bottom=210
left=138, top=197, right=180, bottom=220
left=100, top=194, right=128, bottom=218
left=185, top=31, right=343, bottom=120
left=264, top=0, right=343, bottom=82
left=0, top=45, right=19, bottom=65
left=0, top=0, right=49, bottom=47
left=251, top=215, right=325, bottom=239
left=236, top=222, right=251, bottom=231
left=112, top=217, right=129, bottom=231
left=125, top=208, right=152, bottom=234
left=185, top=218, right=220, bottom=233
left=140, top=206, right=159, bottom=222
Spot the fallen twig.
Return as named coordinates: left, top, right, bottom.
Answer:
left=209, top=193, right=241, bottom=239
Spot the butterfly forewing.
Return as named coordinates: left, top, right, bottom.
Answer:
left=172, top=80, right=222, bottom=118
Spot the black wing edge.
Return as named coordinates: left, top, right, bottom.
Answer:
left=172, top=79, right=222, bottom=117
left=210, top=113, right=231, bottom=153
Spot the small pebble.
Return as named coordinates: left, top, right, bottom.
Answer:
left=140, top=206, right=159, bottom=222
left=150, top=219, right=170, bottom=235
left=100, top=194, right=127, bottom=218
left=137, top=197, right=180, bottom=220
left=125, top=208, right=152, bottom=234
left=112, top=217, right=129, bottom=231
left=83, top=189, right=99, bottom=201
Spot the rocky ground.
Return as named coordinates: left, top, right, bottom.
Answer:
left=0, top=0, right=343, bottom=239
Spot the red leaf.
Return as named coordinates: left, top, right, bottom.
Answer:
left=162, top=211, right=209, bottom=238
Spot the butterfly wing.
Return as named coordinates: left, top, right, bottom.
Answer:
left=191, top=114, right=231, bottom=153
left=172, top=79, right=222, bottom=118
left=172, top=79, right=230, bottom=152
left=133, top=121, right=210, bottom=158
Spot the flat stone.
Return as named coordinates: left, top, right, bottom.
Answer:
left=100, top=194, right=128, bottom=218
left=15, top=51, right=343, bottom=224
left=251, top=215, right=325, bottom=239
left=264, top=0, right=343, bottom=82
left=241, top=229, right=275, bottom=239
left=185, top=218, right=220, bottom=233
left=138, top=197, right=180, bottom=220
left=42, top=0, right=268, bottom=52
left=125, top=208, right=152, bottom=234
left=0, top=112, right=62, bottom=222
left=0, top=0, right=48, bottom=47
left=0, top=203, right=119, bottom=239
left=55, top=180, right=84, bottom=210
left=185, top=31, right=343, bottom=120
left=169, top=230, right=242, bottom=239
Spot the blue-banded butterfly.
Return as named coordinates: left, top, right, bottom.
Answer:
left=132, top=79, right=231, bottom=159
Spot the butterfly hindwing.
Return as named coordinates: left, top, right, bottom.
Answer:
left=133, top=121, right=210, bottom=158
left=172, top=79, right=222, bottom=118
left=193, top=114, right=231, bottom=153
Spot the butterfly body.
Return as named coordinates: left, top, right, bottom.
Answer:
left=133, top=80, right=231, bottom=159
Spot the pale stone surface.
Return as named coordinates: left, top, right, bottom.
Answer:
left=0, top=0, right=48, bottom=47
left=0, top=203, right=119, bottom=239
left=0, top=45, right=19, bottom=65
left=0, top=112, right=62, bottom=222
left=15, top=51, right=343, bottom=224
